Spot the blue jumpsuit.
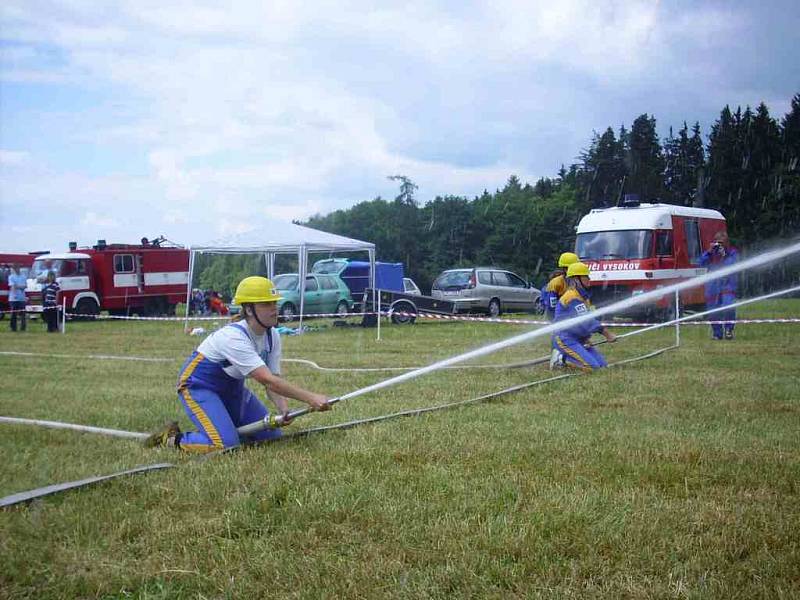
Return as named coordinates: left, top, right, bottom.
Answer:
left=552, top=288, right=607, bottom=371
left=176, top=323, right=282, bottom=452
left=541, top=272, right=568, bottom=321
left=700, top=246, right=738, bottom=339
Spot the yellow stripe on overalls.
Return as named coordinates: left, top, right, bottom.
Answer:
left=179, top=353, right=224, bottom=450
left=556, top=336, right=592, bottom=372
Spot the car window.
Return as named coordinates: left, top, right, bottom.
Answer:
left=434, top=271, right=471, bottom=288
left=477, top=271, right=492, bottom=285
left=319, top=276, right=337, bottom=290
left=304, top=276, right=319, bottom=292
left=506, top=272, right=527, bottom=288
left=491, top=271, right=512, bottom=287
left=274, top=274, right=298, bottom=290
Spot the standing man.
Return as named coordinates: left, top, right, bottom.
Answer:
left=42, top=271, right=61, bottom=333
left=700, top=231, right=738, bottom=340
left=551, top=262, right=616, bottom=371
left=146, top=276, right=331, bottom=452
left=7, top=263, right=27, bottom=332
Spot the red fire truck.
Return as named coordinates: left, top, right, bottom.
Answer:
left=0, top=253, right=36, bottom=318
left=574, top=200, right=728, bottom=318
left=25, top=238, right=189, bottom=317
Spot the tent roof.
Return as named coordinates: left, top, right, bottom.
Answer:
left=190, top=221, right=374, bottom=254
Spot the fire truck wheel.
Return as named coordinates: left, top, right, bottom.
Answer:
left=75, top=298, right=99, bottom=320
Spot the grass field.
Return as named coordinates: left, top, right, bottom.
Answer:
left=1, top=300, right=799, bottom=599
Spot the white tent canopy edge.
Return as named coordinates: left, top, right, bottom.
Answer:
left=185, top=221, right=375, bottom=331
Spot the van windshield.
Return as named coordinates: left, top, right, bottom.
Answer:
left=576, top=230, right=654, bottom=260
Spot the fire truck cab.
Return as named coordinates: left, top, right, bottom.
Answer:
left=25, top=240, right=189, bottom=317
left=575, top=201, right=727, bottom=318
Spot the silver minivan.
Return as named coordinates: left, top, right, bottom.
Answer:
left=431, top=267, right=542, bottom=317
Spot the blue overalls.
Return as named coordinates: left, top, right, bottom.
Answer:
left=176, top=323, right=282, bottom=452
left=552, top=287, right=607, bottom=371
left=700, top=246, right=738, bottom=339
left=541, top=272, right=568, bottom=321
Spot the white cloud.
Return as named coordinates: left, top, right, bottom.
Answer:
left=0, top=150, right=31, bottom=166
left=80, top=211, right=120, bottom=228
left=0, top=0, right=792, bottom=254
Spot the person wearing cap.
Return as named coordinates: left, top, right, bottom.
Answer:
left=700, top=231, right=738, bottom=340
left=551, top=262, right=616, bottom=371
left=145, top=276, right=330, bottom=451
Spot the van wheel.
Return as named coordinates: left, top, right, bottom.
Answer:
left=487, top=298, right=501, bottom=318
left=75, top=298, right=100, bottom=320
left=390, top=301, right=417, bottom=325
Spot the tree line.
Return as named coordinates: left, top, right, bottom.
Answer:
left=197, top=93, right=800, bottom=296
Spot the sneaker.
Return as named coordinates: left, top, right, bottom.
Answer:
left=724, top=330, right=734, bottom=340
left=143, top=421, right=181, bottom=448
left=550, top=349, right=564, bottom=370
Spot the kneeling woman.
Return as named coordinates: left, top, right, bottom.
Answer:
left=147, top=276, right=330, bottom=451
left=552, top=262, right=616, bottom=371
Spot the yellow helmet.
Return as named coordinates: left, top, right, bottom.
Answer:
left=233, top=276, right=282, bottom=305
left=566, top=262, right=591, bottom=278
left=558, top=252, right=579, bottom=268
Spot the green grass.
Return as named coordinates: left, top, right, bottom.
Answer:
left=1, top=301, right=799, bottom=598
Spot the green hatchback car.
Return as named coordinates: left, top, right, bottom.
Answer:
left=273, top=273, right=354, bottom=320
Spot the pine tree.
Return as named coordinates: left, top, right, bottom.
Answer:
left=626, top=114, right=665, bottom=202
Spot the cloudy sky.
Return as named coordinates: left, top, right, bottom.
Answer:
left=1, top=0, right=798, bottom=253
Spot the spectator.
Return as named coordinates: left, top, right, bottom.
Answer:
left=700, top=231, right=739, bottom=340
left=42, top=271, right=61, bottom=333
left=7, top=263, right=28, bottom=332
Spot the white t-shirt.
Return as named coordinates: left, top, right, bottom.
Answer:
left=196, top=322, right=282, bottom=379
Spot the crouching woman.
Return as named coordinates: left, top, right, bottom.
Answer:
left=146, top=276, right=330, bottom=451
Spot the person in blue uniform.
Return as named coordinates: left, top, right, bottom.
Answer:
left=700, top=231, right=738, bottom=340
left=145, top=276, right=330, bottom=451
left=551, top=262, right=616, bottom=371
left=541, top=252, right=579, bottom=321
left=543, top=252, right=580, bottom=368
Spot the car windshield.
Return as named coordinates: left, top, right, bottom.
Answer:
left=576, top=230, right=654, bottom=260
left=312, top=260, right=347, bottom=274
left=434, top=271, right=471, bottom=289
left=273, top=274, right=298, bottom=290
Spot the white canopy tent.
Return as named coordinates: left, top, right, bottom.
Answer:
left=186, top=221, right=375, bottom=330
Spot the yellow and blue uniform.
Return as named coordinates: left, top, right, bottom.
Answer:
left=541, top=272, right=568, bottom=320
left=176, top=322, right=282, bottom=452
left=552, top=287, right=607, bottom=371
